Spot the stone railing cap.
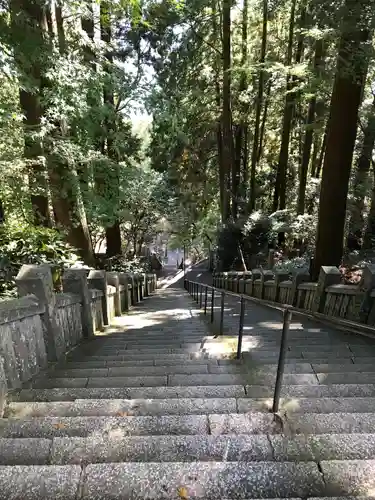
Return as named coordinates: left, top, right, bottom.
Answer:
left=0, top=294, right=45, bottom=325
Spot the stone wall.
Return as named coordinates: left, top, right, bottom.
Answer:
left=213, top=264, right=375, bottom=328
left=0, top=266, right=157, bottom=414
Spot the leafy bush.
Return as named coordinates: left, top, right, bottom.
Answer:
left=0, top=223, right=81, bottom=298
left=103, top=255, right=152, bottom=274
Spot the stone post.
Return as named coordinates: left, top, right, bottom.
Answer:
left=88, top=270, right=109, bottom=325
left=119, top=273, right=130, bottom=312
left=312, top=266, right=341, bottom=313
left=139, top=274, right=144, bottom=301
left=274, top=272, right=289, bottom=302
left=16, top=264, right=65, bottom=362
left=291, top=272, right=310, bottom=306
left=250, top=269, right=262, bottom=297
left=359, top=264, right=375, bottom=323
left=63, top=268, right=94, bottom=339
left=260, top=270, right=274, bottom=299
left=107, top=272, right=121, bottom=316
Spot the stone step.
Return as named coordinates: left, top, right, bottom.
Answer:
left=76, top=461, right=327, bottom=498
left=13, top=383, right=375, bottom=402
left=7, top=396, right=375, bottom=419
left=32, top=375, right=168, bottom=389
left=0, top=414, right=214, bottom=438
left=5, top=398, right=238, bottom=418
left=45, top=365, right=211, bottom=378
left=44, top=363, right=315, bottom=379
left=245, top=383, right=375, bottom=398
left=0, top=461, right=335, bottom=498
left=238, top=397, right=375, bottom=414
left=66, top=353, right=201, bottom=362
left=80, top=347, right=199, bottom=355
left=3, top=433, right=375, bottom=466
left=12, top=385, right=247, bottom=402
left=209, top=412, right=375, bottom=435
left=313, top=363, right=375, bottom=373
left=62, top=358, right=218, bottom=369
left=0, top=465, right=81, bottom=499
left=167, top=373, right=318, bottom=386
left=316, top=372, right=375, bottom=384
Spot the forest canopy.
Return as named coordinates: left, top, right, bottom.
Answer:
left=0, top=0, right=375, bottom=289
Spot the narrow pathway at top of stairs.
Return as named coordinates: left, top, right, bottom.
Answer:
left=1, top=285, right=375, bottom=498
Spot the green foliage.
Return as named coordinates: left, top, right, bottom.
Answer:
left=0, top=223, right=81, bottom=297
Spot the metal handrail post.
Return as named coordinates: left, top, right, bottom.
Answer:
left=272, top=309, right=292, bottom=413
left=204, top=286, right=208, bottom=315
left=199, top=284, right=203, bottom=308
left=220, top=291, right=225, bottom=335
left=210, top=288, right=215, bottom=323
left=236, top=296, right=245, bottom=359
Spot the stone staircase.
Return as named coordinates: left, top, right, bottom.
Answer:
left=1, top=286, right=375, bottom=498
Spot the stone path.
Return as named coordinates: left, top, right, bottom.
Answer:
left=1, top=283, right=375, bottom=498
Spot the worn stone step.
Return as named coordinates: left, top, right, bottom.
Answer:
left=87, top=347, right=201, bottom=355
left=238, top=397, right=375, bottom=414
left=4, top=433, right=375, bottom=466
left=67, top=353, right=199, bottom=362
left=312, top=363, right=375, bottom=373
left=209, top=412, right=375, bottom=435
left=245, top=383, right=375, bottom=398
left=0, top=465, right=81, bottom=499
left=320, top=459, right=375, bottom=496
left=0, top=414, right=211, bottom=438
left=208, top=363, right=314, bottom=374
left=12, top=385, right=247, bottom=402
left=270, top=434, right=375, bottom=462
left=167, top=373, right=318, bottom=386
left=62, top=358, right=218, bottom=369
left=47, top=363, right=316, bottom=379
left=32, top=375, right=168, bottom=389
left=0, top=438, right=52, bottom=465
left=316, top=372, right=375, bottom=384
left=9, top=396, right=375, bottom=419
left=220, top=357, right=354, bottom=365
left=82, top=461, right=325, bottom=498
left=50, top=434, right=273, bottom=465
left=5, top=398, right=238, bottom=418
left=45, top=364, right=211, bottom=378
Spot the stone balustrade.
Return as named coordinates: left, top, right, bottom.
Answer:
left=0, top=265, right=157, bottom=413
left=213, top=264, right=375, bottom=328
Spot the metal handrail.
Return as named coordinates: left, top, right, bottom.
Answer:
left=184, top=278, right=375, bottom=414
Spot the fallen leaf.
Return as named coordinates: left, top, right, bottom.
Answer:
left=53, top=423, right=66, bottom=430
left=116, top=411, right=130, bottom=417
left=177, top=486, right=188, bottom=499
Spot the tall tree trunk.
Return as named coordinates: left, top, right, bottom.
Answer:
left=315, top=123, right=327, bottom=178
left=222, top=0, right=232, bottom=223
left=101, top=1, right=122, bottom=256
left=363, top=160, right=375, bottom=249
left=0, top=200, right=5, bottom=224
left=257, top=78, right=272, bottom=164
left=212, top=0, right=226, bottom=224
left=10, top=0, right=52, bottom=227
left=232, top=0, right=248, bottom=218
left=313, top=0, right=372, bottom=278
left=46, top=2, right=95, bottom=265
left=273, top=0, right=298, bottom=212
left=347, top=96, right=375, bottom=250
left=297, top=39, right=325, bottom=214
left=249, top=0, right=268, bottom=211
